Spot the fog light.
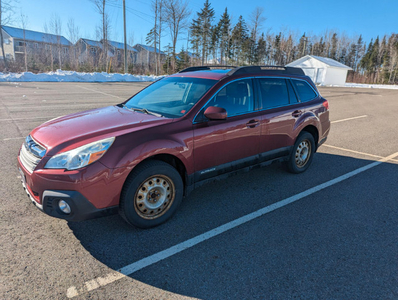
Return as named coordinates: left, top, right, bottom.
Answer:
left=58, top=200, right=71, bottom=214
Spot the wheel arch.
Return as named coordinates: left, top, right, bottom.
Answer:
left=122, top=153, right=189, bottom=198
left=300, top=125, right=319, bottom=151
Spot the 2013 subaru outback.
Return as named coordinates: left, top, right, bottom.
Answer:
left=18, top=66, right=330, bottom=228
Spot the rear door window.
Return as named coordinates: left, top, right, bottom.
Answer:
left=291, top=80, right=317, bottom=102
left=257, top=78, right=289, bottom=109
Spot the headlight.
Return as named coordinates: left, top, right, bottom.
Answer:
left=45, top=137, right=115, bottom=170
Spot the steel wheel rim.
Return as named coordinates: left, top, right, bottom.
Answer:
left=134, top=174, right=175, bottom=220
left=295, top=139, right=311, bottom=168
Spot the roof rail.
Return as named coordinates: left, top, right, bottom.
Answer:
left=226, top=66, right=305, bottom=76
left=178, top=65, right=237, bottom=73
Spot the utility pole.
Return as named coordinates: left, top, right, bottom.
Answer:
left=123, top=0, right=128, bottom=73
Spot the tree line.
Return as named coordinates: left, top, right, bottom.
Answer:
left=146, top=0, right=398, bottom=84
left=0, top=0, right=397, bottom=84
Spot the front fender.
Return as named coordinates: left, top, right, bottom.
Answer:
left=116, top=139, right=192, bottom=172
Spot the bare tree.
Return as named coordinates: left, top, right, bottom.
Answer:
left=43, top=22, right=54, bottom=71
left=20, top=12, right=28, bottom=72
left=67, top=18, right=80, bottom=45
left=164, top=0, right=190, bottom=72
left=153, top=0, right=158, bottom=75
left=49, top=14, right=62, bottom=69
left=0, top=0, right=16, bottom=70
left=148, top=0, right=165, bottom=75
left=90, top=0, right=113, bottom=68
left=158, top=0, right=164, bottom=73
left=250, top=7, right=266, bottom=43
left=67, top=18, right=80, bottom=69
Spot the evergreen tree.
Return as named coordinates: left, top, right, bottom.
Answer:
left=190, top=18, right=201, bottom=59
left=297, top=33, right=307, bottom=57
left=245, top=30, right=257, bottom=65
left=190, top=0, right=215, bottom=64
left=330, top=33, right=338, bottom=60
left=218, top=8, right=231, bottom=64
left=146, top=27, right=157, bottom=46
left=359, top=39, right=373, bottom=77
left=231, top=15, right=249, bottom=64
left=176, top=47, right=190, bottom=71
left=346, top=42, right=357, bottom=69
left=273, top=32, right=281, bottom=64
left=354, top=35, right=364, bottom=71
left=369, top=36, right=380, bottom=73
left=255, top=33, right=267, bottom=64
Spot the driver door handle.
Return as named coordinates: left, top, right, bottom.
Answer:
left=292, top=110, right=303, bottom=117
left=246, top=119, right=260, bottom=128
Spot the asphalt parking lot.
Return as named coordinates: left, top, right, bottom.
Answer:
left=1, top=82, right=397, bottom=299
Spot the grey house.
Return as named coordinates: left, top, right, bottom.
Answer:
left=133, top=44, right=166, bottom=66
left=0, top=25, right=71, bottom=62
left=75, top=38, right=103, bottom=63
left=105, top=40, right=137, bottom=64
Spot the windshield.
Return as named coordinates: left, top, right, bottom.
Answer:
left=124, top=77, right=216, bottom=118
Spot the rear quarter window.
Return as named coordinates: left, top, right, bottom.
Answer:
left=257, top=78, right=289, bottom=109
left=292, top=80, right=317, bottom=102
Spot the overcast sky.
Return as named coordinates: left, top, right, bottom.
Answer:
left=10, top=0, right=398, bottom=49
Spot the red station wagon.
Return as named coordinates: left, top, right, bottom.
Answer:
left=18, top=66, right=330, bottom=228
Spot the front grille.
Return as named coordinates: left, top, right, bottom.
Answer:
left=19, top=135, right=46, bottom=173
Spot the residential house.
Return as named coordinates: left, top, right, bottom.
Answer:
left=105, top=40, right=137, bottom=65
left=75, top=38, right=103, bottom=64
left=133, top=44, right=166, bottom=67
left=1, top=25, right=71, bottom=64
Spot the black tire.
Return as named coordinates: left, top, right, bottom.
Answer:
left=287, top=132, right=315, bottom=174
left=119, top=160, right=184, bottom=228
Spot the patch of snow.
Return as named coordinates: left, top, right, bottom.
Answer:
left=324, top=83, right=398, bottom=90
left=0, top=70, right=163, bottom=82
left=344, top=83, right=398, bottom=90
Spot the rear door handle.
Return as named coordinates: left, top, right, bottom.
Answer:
left=246, top=119, right=260, bottom=128
left=292, top=110, right=302, bottom=117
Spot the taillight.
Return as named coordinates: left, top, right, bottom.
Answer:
left=322, top=100, right=329, bottom=110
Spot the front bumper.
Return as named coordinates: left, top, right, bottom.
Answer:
left=42, top=190, right=118, bottom=221
left=17, top=155, right=128, bottom=221
left=19, top=170, right=117, bottom=221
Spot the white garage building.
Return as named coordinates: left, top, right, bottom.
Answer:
left=286, top=55, right=352, bottom=86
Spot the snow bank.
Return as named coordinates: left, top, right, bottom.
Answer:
left=0, top=70, right=163, bottom=82
left=323, top=83, right=398, bottom=90
left=344, top=83, right=398, bottom=90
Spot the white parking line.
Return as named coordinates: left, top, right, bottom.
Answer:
left=76, top=85, right=123, bottom=99
left=2, top=137, right=25, bottom=141
left=0, top=116, right=58, bottom=122
left=66, top=150, right=398, bottom=298
left=323, top=144, right=398, bottom=163
left=331, top=115, right=368, bottom=123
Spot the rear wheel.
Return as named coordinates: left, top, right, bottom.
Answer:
left=287, top=132, right=315, bottom=174
left=120, top=160, right=183, bottom=228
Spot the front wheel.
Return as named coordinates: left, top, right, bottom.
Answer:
left=120, top=160, right=184, bottom=228
left=287, top=132, right=315, bottom=174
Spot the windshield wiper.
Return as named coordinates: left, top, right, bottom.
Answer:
left=122, top=104, right=163, bottom=117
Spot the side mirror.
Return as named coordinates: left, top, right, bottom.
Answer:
left=204, top=106, right=227, bottom=120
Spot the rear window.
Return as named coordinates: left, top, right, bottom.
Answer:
left=292, top=80, right=317, bottom=102
left=257, top=78, right=289, bottom=109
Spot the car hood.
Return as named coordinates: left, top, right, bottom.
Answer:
left=31, top=105, right=173, bottom=154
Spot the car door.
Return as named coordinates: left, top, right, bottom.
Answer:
left=192, top=79, right=261, bottom=181
left=255, top=77, right=298, bottom=157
